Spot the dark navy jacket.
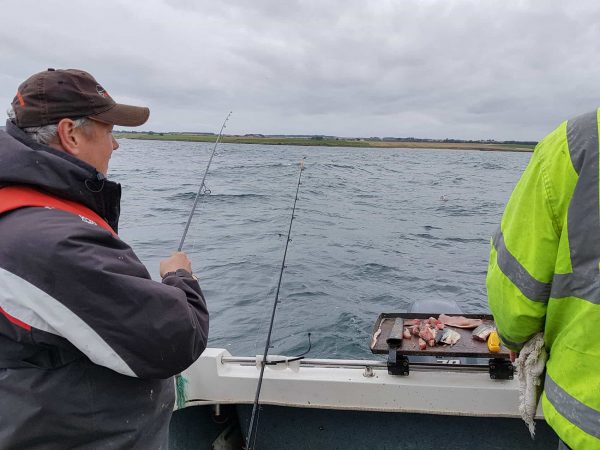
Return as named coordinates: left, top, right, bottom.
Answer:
left=0, top=121, right=209, bottom=449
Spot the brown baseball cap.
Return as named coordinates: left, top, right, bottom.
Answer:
left=11, top=68, right=150, bottom=128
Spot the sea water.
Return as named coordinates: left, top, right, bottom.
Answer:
left=110, top=140, right=530, bottom=359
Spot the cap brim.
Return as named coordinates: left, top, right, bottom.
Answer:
left=90, top=103, right=150, bottom=127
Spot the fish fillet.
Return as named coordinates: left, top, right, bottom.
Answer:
left=438, top=314, right=482, bottom=329
left=371, top=326, right=382, bottom=349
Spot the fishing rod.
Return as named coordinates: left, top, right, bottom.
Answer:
left=174, top=111, right=231, bottom=410
left=246, top=158, right=306, bottom=450
left=177, top=111, right=232, bottom=251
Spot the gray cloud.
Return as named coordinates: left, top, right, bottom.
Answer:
left=2, top=0, right=600, bottom=140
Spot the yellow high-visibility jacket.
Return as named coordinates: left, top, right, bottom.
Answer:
left=487, top=110, right=600, bottom=450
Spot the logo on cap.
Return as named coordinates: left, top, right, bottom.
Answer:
left=15, top=90, right=26, bottom=107
left=96, top=85, right=110, bottom=98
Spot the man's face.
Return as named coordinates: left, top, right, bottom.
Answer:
left=74, top=120, right=119, bottom=175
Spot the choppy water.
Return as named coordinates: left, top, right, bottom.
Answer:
left=110, top=140, right=530, bottom=359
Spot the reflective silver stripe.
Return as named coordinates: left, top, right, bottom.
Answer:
left=545, top=373, right=600, bottom=440
left=551, top=273, right=600, bottom=304
left=548, top=111, right=600, bottom=304
left=566, top=111, right=597, bottom=174
left=493, top=230, right=551, bottom=302
left=566, top=111, right=600, bottom=279
left=0, top=267, right=136, bottom=377
left=497, top=331, right=526, bottom=351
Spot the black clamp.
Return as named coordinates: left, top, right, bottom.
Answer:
left=387, top=348, right=409, bottom=376
left=488, top=358, right=514, bottom=380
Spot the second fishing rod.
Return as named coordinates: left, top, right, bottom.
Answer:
left=246, top=158, right=306, bottom=450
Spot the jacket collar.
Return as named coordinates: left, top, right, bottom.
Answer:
left=1, top=120, right=121, bottom=232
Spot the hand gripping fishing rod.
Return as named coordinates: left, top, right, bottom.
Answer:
left=178, top=111, right=232, bottom=251
left=174, top=111, right=231, bottom=410
left=246, top=158, right=305, bottom=450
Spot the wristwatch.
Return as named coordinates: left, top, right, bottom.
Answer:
left=162, top=269, right=198, bottom=281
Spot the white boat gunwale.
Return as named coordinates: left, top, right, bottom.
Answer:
left=181, top=348, right=544, bottom=420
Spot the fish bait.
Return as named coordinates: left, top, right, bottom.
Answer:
left=472, top=323, right=496, bottom=341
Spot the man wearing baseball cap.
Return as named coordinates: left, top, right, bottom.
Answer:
left=0, top=69, right=209, bottom=448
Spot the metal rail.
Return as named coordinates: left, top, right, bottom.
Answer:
left=221, top=356, right=491, bottom=372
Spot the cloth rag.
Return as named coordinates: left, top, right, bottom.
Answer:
left=515, top=332, right=547, bottom=438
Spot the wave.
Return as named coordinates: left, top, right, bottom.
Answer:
left=167, top=192, right=267, bottom=201
left=226, top=162, right=294, bottom=170
left=358, top=262, right=399, bottom=276
left=323, top=163, right=355, bottom=169
left=445, top=237, right=488, bottom=244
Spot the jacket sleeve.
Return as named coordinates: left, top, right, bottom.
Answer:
left=487, top=123, right=569, bottom=351
left=8, top=207, right=209, bottom=379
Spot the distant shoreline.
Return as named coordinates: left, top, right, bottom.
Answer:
left=113, top=133, right=535, bottom=152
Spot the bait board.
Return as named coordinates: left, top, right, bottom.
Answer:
left=370, top=312, right=510, bottom=359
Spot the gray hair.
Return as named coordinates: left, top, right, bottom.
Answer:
left=7, top=107, right=91, bottom=145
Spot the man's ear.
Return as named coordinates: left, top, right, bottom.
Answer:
left=55, top=119, right=81, bottom=156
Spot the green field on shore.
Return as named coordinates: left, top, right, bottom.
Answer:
left=114, top=132, right=535, bottom=152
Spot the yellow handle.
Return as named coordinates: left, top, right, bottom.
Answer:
left=487, top=331, right=501, bottom=353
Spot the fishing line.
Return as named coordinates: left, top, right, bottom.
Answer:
left=266, top=332, right=312, bottom=364
left=177, top=111, right=232, bottom=252
left=246, top=158, right=306, bottom=450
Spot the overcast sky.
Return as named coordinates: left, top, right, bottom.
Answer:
left=1, top=0, right=600, bottom=140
